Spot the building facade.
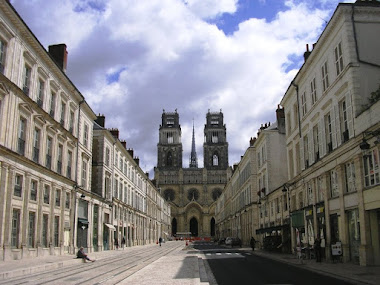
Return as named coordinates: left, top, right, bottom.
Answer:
left=154, top=110, right=232, bottom=237
left=0, top=1, right=170, bottom=261
left=280, top=1, right=380, bottom=266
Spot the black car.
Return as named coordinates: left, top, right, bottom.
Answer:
left=225, top=237, right=242, bottom=247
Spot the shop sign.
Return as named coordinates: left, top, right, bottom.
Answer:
left=305, top=209, right=313, bottom=216
left=331, top=242, right=342, bottom=256
left=317, top=206, right=324, bottom=214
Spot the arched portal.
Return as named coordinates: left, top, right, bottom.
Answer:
left=172, top=218, right=177, bottom=236
left=190, top=217, right=198, bottom=237
left=210, top=217, right=215, bottom=237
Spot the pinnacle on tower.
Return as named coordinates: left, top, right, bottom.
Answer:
left=189, top=119, right=198, bottom=168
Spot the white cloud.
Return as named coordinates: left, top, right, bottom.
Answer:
left=10, top=0, right=342, bottom=175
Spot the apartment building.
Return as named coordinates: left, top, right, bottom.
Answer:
left=92, top=116, right=171, bottom=249
left=0, top=1, right=96, bottom=260
left=0, top=1, right=170, bottom=261
left=215, top=107, right=288, bottom=246
left=280, top=1, right=380, bottom=265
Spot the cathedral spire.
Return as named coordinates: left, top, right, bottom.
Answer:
left=189, top=119, right=198, bottom=168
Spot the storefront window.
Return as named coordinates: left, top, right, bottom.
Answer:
left=330, top=214, right=339, bottom=243
left=347, top=209, right=360, bottom=264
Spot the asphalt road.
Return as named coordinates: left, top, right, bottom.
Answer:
left=193, top=241, right=352, bottom=285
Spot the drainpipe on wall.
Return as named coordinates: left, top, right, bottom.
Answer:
left=72, top=100, right=84, bottom=253
left=291, top=81, right=301, bottom=138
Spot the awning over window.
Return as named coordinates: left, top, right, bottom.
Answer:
left=104, top=223, right=116, bottom=231
left=291, top=210, right=305, bottom=228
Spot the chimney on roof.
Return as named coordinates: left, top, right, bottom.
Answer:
left=304, top=44, right=311, bottom=62
left=276, top=105, right=286, bottom=134
left=121, top=140, right=126, bottom=149
left=48, top=44, right=68, bottom=72
left=110, top=128, right=119, bottom=139
left=95, top=114, right=105, bottom=127
left=134, top=157, right=139, bottom=166
left=127, top=149, right=134, bottom=158
left=250, top=137, right=256, bottom=146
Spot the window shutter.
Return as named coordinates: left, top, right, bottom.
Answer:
left=334, top=104, right=341, bottom=147
left=331, top=109, right=337, bottom=149
left=346, top=92, right=354, bottom=139
left=300, top=138, right=305, bottom=170
left=309, top=129, right=314, bottom=164
left=319, top=118, right=325, bottom=158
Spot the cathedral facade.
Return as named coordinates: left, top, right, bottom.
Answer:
left=154, top=110, right=232, bottom=237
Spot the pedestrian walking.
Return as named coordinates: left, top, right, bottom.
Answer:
left=114, top=238, right=119, bottom=249
left=314, top=235, right=322, bottom=262
left=121, top=236, right=126, bottom=248
left=159, top=237, right=162, bottom=247
left=250, top=237, right=256, bottom=251
left=77, top=247, right=95, bottom=262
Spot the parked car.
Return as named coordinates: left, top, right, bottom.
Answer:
left=225, top=237, right=242, bottom=247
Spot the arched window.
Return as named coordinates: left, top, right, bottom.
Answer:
left=166, top=151, right=173, bottom=166
left=212, top=152, right=219, bottom=166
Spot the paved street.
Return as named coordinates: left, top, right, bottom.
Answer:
left=1, top=240, right=379, bottom=285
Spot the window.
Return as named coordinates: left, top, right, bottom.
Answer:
left=212, top=153, right=219, bottom=166
left=28, top=212, right=36, bottom=248
left=0, top=39, right=6, bottom=74
left=14, top=174, right=23, bottom=197
left=301, top=91, right=307, bottom=116
left=11, top=209, right=20, bottom=248
left=330, top=169, right=339, bottom=198
left=67, top=150, right=72, bottom=179
left=167, top=132, right=173, bottom=144
left=57, top=144, right=63, bottom=174
left=105, top=147, right=110, bottom=166
left=114, top=178, right=118, bottom=198
left=83, top=124, right=89, bottom=147
left=321, top=61, right=329, bottom=92
left=18, top=118, right=26, bottom=155
left=340, top=99, right=349, bottom=142
left=293, top=103, right=298, bottom=131
left=60, top=101, right=66, bottom=126
left=49, top=92, right=56, bottom=117
left=46, top=136, right=52, bottom=169
left=42, top=214, right=48, bottom=247
left=119, top=157, right=123, bottom=170
left=37, top=79, right=45, bottom=107
left=324, top=113, right=332, bottom=153
left=364, top=149, right=380, bottom=187
left=69, top=111, right=74, bottom=134
left=212, top=132, right=218, bottom=143
left=44, top=185, right=50, bottom=204
left=33, top=128, right=40, bottom=163
left=310, top=78, right=317, bottom=105
left=334, top=42, right=344, bottom=76
left=345, top=161, right=356, bottom=193
left=65, top=192, right=70, bottom=209
left=54, top=216, right=59, bottom=247
left=30, top=180, right=37, bottom=201
left=303, top=135, right=309, bottom=168
left=317, top=176, right=324, bottom=202
left=313, top=125, right=319, bottom=161
left=119, top=182, right=123, bottom=200
left=55, top=189, right=61, bottom=207
left=307, top=182, right=313, bottom=205
left=82, top=159, right=87, bottom=188
left=23, top=64, right=31, bottom=96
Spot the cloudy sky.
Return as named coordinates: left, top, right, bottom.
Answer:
left=11, top=0, right=354, bottom=176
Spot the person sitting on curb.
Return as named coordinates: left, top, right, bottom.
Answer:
left=77, top=247, right=95, bottom=262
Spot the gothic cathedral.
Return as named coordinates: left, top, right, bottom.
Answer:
left=154, top=110, right=232, bottom=238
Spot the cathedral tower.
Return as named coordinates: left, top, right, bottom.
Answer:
left=203, top=110, right=228, bottom=170
left=157, top=110, right=182, bottom=169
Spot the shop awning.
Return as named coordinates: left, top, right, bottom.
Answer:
left=255, top=224, right=289, bottom=234
left=104, top=223, right=116, bottom=230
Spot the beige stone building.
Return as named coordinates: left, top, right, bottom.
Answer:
left=0, top=1, right=170, bottom=260
left=280, top=1, right=380, bottom=266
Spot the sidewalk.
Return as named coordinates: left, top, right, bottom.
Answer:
left=0, top=242, right=213, bottom=284
left=248, top=248, right=380, bottom=285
